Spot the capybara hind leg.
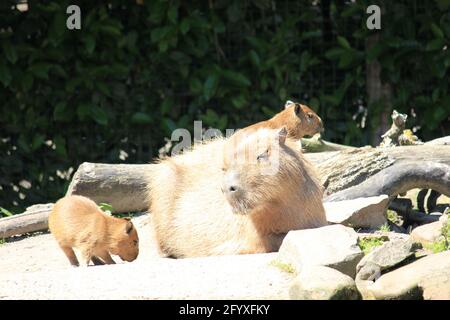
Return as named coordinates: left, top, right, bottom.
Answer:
left=91, top=256, right=105, bottom=265
left=61, top=246, right=79, bottom=267
left=97, top=251, right=116, bottom=264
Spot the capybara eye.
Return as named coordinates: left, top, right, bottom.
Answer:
left=257, top=149, right=269, bottom=161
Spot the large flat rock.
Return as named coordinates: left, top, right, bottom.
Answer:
left=278, top=225, right=363, bottom=278
left=366, top=251, right=450, bottom=300
left=0, top=213, right=293, bottom=299
left=324, top=195, right=389, bottom=228
left=0, top=253, right=292, bottom=300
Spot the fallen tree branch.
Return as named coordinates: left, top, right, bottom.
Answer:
left=66, top=162, right=149, bottom=213
left=301, top=135, right=356, bottom=152
left=324, top=161, right=450, bottom=202
left=388, top=198, right=440, bottom=226
left=0, top=204, right=53, bottom=238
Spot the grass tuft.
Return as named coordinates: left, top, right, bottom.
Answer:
left=358, top=237, right=387, bottom=255
left=269, top=260, right=296, bottom=274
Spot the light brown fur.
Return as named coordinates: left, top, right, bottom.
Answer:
left=147, top=128, right=327, bottom=258
left=235, top=101, right=323, bottom=140
left=49, top=195, right=139, bottom=266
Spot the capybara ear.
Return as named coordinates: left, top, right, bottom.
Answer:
left=125, top=221, right=134, bottom=234
left=294, top=103, right=302, bottom=116
left=285, top=100, right=294, bottom=109
left=278, top=127, right=288, bottom=145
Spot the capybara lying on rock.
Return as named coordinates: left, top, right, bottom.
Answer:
left=234, top=100, right=324, bottom=141
left=49, top=195, right=139, bottom=266
left=147, top=127, right=327, bottom=258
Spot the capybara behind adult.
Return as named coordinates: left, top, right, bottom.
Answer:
left=147, top=127, right=327, bottom=258
left=49, top=195, right=139, bottom=266
left=235, top=100, right=324, bottom=140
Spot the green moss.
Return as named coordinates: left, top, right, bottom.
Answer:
left=269, top=260, right=296, bottom=274
left=0, top=239, right=5, bottom=245
left=378, top=222, right=391, bottom=232
left=358, top=237, right=387, bottom=255
left=99, top=203, right=136, bottom=219
left=387, top=209, right=400, bottom=224
left=425, top=219, right=450, bottom=253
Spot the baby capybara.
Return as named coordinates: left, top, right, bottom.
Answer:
left=49, top=195, right=139, bottom=266
left=235, top=100, right=324, bottom=140
left=147, top=127, right=327, bottom=258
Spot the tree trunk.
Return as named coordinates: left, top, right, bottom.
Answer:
left=366, top=30, right=393, bottom=145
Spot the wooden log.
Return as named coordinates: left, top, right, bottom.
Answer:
left=425, top=136, right=450, bottom=146
left=66, top=162, right=150, bottom=213
left=67, top=145, right=450, bottom=209
left=324, top=161, right=450, bottom=202
left=301, top=135, right=357, bottom=153
left=0, top=204, right=53, bottom=238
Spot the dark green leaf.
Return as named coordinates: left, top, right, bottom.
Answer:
left=0, top=62, right=12, bottom=87
left=131, top=112, right=152, bottom=124
left=2, top=41, right=18, bottom=64
left=90, top=106, right=108, bottom=126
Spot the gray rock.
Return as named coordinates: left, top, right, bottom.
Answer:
left=324, top=195, right=389, bottom=228
left=357, top=231, right=409, bottom=242
left=355, top=238, right=421, bottom=298
left=363, top=251, right=450, bottom=300
left=356, top=238, right=421, bottom=277
left=278, top=224, right=363, bottom=278
left=290, top=266, right=361, bottom=300
left=411, top=215, right=448, bottom=245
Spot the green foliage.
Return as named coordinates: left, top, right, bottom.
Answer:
left=0, top=207, right=13, bottom=217
left=378, top=222, right=391, bottom=232
left=386, top=209, right=401, bottom=225
left=99, top=203, right=113, bottom=215
left=358, top=237, right=387, bottom=255
left=0, top=0, right=448, bottom=213
left=269, top=259, right=296, bottom=274
left=425, top=219, right=450, bottom=253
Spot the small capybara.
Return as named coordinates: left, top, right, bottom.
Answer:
left=49, top=195, right=139, bottom=267
left=147, top=127, right=327, bottom=258
left=235, top=100, right=324, bottom=140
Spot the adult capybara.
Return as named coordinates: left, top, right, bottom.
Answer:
left=49, top=195, right=139, bottom=266
left=235, top=100, right=324, bottom=140
left=147, top=127, right=327, bottom=258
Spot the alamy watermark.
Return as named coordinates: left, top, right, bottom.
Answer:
left=66, top=5, right=81, bottom=30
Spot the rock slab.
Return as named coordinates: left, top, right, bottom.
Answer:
left=290, top=266, right=361, bottom=300
left=324, top=195, right=389, bottom=228
left=411, top=214, right=448, bottom=245
left=365, top=251, right=450, bottom=300
left=278, top=224, right=364, bottom=278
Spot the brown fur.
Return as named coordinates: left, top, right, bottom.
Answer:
left=147, top=128, right=327, bottom=258
left=48, top=195, right=139, bottom=266
left=235, top=101, right=323, bottom=140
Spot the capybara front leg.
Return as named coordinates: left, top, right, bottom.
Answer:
left=98, top=251, right=116, bottom=264
left=91, top=256, right=105, bottom=265
left=61, top=246, right=79, bottom=267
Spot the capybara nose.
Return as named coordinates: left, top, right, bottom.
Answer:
left=222, top=170, right=240, bottom=196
